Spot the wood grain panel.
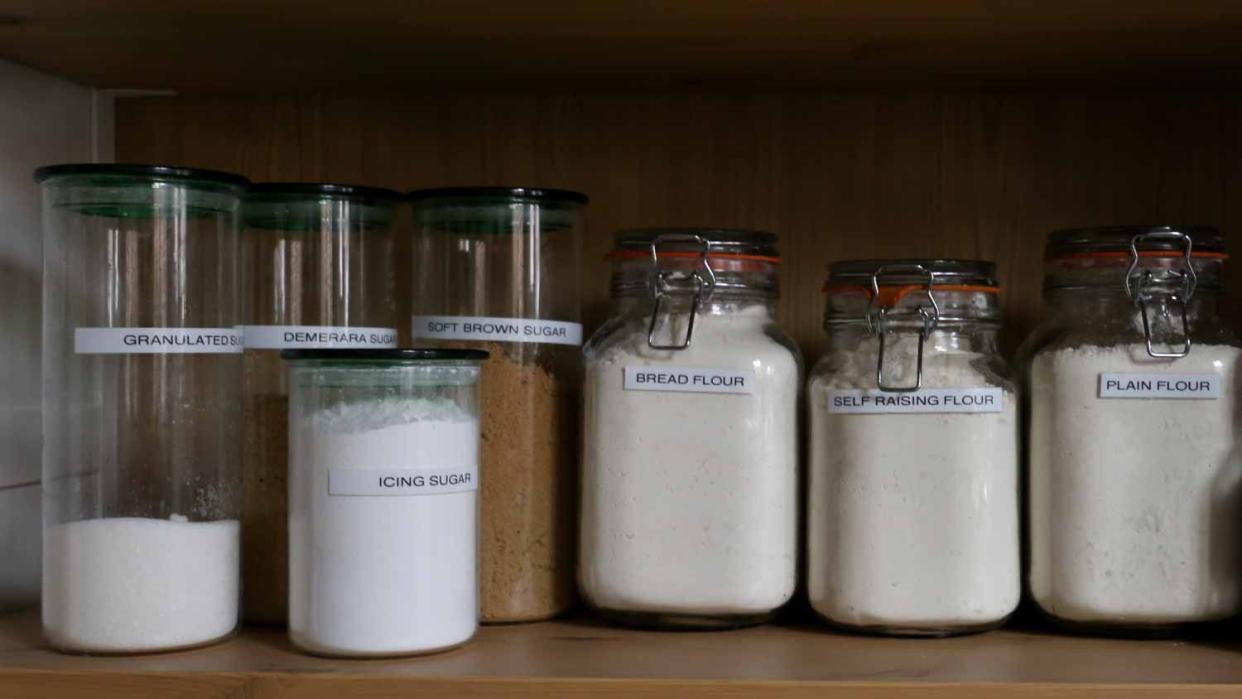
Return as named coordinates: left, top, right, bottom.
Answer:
left=116, top=91, right=1242, bottom=359
left=7, top=2, right=1242, bottom=90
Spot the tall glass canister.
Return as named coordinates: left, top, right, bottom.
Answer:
left=38, top=164, right=248, bottom=653
left=240, top=182, right=399, bottom=625
left=409, top=186, right=586, bottom=623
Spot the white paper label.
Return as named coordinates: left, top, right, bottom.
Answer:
left=74, top=327, right=243, bottom=354
left=242, top=325, right=397, bottom=349
left=1098, top=373, right=1221, bottom=399
left=622, top=366, right=755, bottom=395
left=827, top=388, right=1004, bottom=414
left=411, top=315, right=582, bottom=346
left=328, top=466, right=478, bottom=496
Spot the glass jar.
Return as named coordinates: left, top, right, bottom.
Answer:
left=805, top=259, right=1019, bottom=636
left=580, top=229, right=800, bottom=629
left=409, top=186, right=586, bottom=623
left=240, top=182, right=400, bottom=625
left=1024, top=225, right=1242, bottom=634
left=38, top=163, right=248, bottom=653
left=284, top=348, right=486, bottom=657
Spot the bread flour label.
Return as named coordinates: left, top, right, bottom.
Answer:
left=75, top=327, right=243, bottom=354
left=328, top=466, right=478, bottom=496
left=623, top=366, right=754, bottom=395
left=827, top=388, right=1003, bottom=414
left=243, top=325, right=397, bottom=349
left=1098, top=373, right=1221, bottom=399
left=411, top=315, right=582, bottom=346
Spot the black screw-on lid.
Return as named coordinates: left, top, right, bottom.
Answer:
left=407, top=186, right=588, bottom=205
left=248, top=182, right=403, bottom=203
left=34, top=163, right=250, bottom=190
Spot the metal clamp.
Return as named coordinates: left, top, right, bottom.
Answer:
left=1126, top=230, right=1195, bottom=359
left=866, top=264, right=940, bottom=392
left=646, top=234, right=716, bottom=350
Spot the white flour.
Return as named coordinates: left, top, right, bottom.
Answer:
left=1029, top=343, right=1242, bottom=624
left=289, top=397, right=478, bottom=656
left=807, top=335, right=1020, bottom=630
left=43, top=516, right=239, bottom=652
left=580, top=304, right=799, bottom=618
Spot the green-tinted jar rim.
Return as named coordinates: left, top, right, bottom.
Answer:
left=281, top=348, right=489, bottom=363
left=34, top=163, right=250, bottom=191
left=407, top=186, right=588, bottom=206
left=248, top=182, right=403, bottom=204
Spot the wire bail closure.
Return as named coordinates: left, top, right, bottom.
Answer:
left=1126, top=230, right=1196, bottom=359
left=646, top=234, right=717, bottom=350
left=866, top=264, right=941, bottom=392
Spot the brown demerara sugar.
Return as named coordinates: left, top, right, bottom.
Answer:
left=475, top=341, right=578, bottom=622
left=241, top=349, right=289, bottom=625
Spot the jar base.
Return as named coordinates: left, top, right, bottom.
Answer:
left=46, top=626, right=239, bottom=656
left=588, top=605, right=777, bottom=630
left=819, top=616, right=1009, bottom=638
left=1032, top=607, right=1233, bottom=639
left=289, top=632, right=475, bottom=658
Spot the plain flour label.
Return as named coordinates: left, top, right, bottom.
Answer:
left=1098, top=373, right=1221, bottom=399
left=411, top=315, right=582, bottom=346
left=827, top=388, right=1004, bottom=414
left=622, top=366, right=755, bottom=395
left=243, top=325, right=397, bottom=349
left=328, top=466, right=478, bottom=496
left=75, top=327, right=242, bottom=354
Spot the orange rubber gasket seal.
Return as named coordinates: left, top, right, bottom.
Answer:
left=1048, top=250, right=1229, bottom=261
left=606, top=250, right=782, bottom=264
left=824, top=282, right=1000, bottom=307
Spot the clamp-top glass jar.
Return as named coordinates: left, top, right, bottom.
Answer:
left=580, top=229, right=800, bottom=628
left=806, top=259, right=1019, bottom=636
left=1025, top=225, right=1242, bottom=634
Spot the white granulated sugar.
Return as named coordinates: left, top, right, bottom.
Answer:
left=807, top=336, right=1020, bottom=630
left=580, top=305, right=799, bottom=617
left=43, top=516, right=239, bottom=652
left=1029, top=343, right=1242, bottom=624
left=289, top=396, right=478, bottom=656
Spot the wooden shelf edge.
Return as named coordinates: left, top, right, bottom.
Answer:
left=4, top=671, right=1242, bottom=699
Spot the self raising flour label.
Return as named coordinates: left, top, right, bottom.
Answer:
left=1098, top=373, right=1221, bottom=399
left=412, top=315, right=582, bottom=346
left=243, top=325, right=397, bottom=350
left=827, top=387, right=1004, bottom=414
left=75, top=327, right=242, bottom=354
left=328, top=466, right=478, bottom=496
left=622, top=366, right=754, bottom=395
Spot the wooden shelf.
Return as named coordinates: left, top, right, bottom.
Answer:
left=4, top=2, right=1242, bottom=91
left=4, top=610, right=1242, bottom=697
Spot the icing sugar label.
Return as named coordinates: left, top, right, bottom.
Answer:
left=411, top=315, right=582, bottom=346
left=1098, top=373, right=1221, bottom=399
left=328, top=466, right=478, bottom=496
left=827, top=387, right=1004, bottom=414
left=75, top=327, right=242, bottom=354
left=242, top=325, right=397, bottom=350
left=623, top=366, right=755, bottom=395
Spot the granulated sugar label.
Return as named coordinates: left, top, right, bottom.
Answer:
left=75, top=327, right=243, bottom=354
left=1098, top=373, right=1221, bottom=399
left=623, top=366, right=755, bottom=395
left=243, top=325, right=397, bottom=349
left=411, top=315, right=582, bottom=346
left=827, top=388, right=1004, bottom=414
left=329, top=466, right=479, bottom=496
